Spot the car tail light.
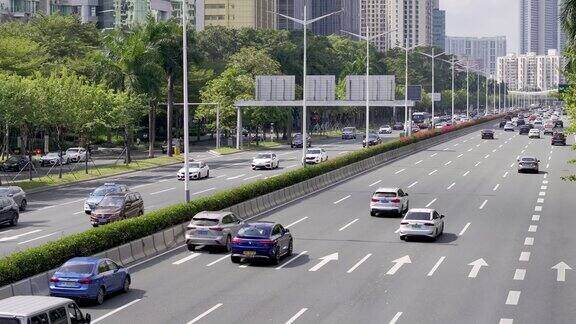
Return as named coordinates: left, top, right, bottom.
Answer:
left=232, top=237, right=242, bottom=244
left=209, top=227, right=223, bottom=231
left=49, top=277, right=59, bottom=283
left=371, top=198, right=379, bottom=202
left=424, top=222, right=435, bottom=226
left=78, top=278, right=93, bottom=284
left=400, top=222, right=409, bottom=225
left=390, top=198, right=401, bottom=203
left=260, top=239, right=275, bottom=245
left=187, top=226, right=196, bottom=230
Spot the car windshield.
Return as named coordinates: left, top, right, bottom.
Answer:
left=521, top=157, right=536, bottom=162
left=92, top=186, right=122, bottom=197
left=5, top=156, right=20, bottom=163
left=343, top=128, right=354, bottom=132
left=59, top=263, right=93, bottom=274
left=0, top=188, right=9, bottom=195
left=255, top=154, right=272, bottom=159
left=191, top=218, right=219, bottom=226
left=404, top=211, right=431, bottom=221
left=98, top=196, right=124, bottom=207
left=237, top=225, right=271, bottom=238
left=293, top=134, right=302, bottom=139
left=307, top=149, right=321, bottom=154
left=374, top=192, right=397, bottom=198
left=187, top=162, right=201, bottom=168
left=45, top=153, right=59, bottom=157
left=67, top=149, right=79, bottom=153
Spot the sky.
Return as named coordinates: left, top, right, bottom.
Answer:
left=441, top=0, right=519, bottom=53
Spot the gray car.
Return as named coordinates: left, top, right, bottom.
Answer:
left=517, top=156, right=540, bottom=173
left=185, top=211, right=244, bottom=252
left=0, top=186, right=27, bottom=211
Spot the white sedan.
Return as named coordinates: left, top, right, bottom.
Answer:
left=177, top=161, right=209, bottom=180
left=528, top=128, right=541, bottom=139
left=251, top=152, right=279, bottom=170
left=304, top=148, right=328, bottom=164
left=399, top=208, right=445, bottom=241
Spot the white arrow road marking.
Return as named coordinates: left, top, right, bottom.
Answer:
left=334, top=195, right=351, bottom=204
left=276, top=251, right=308, bottom=270
left=459, top=223, right=471, bottom=236
left=226, top=174, right=245, bottom=180
left=505, top=291, right=521, bottom=305
left=389, top=312, right=403, bottom=324
left=468, top=258, right=488, bottom=278
left=347, top=254, right=372, bottom=273
left=0, top=230, right=42, bottom=242
left=173, top=253, right=201, bottom=265
left=339, top=219, right=358, bottom=231
left=552, top=262, right=572, bottom=282
left=386, top=255, right=412, bottom=275
left=187, top=303, right=223, bottom=324
left=514, top=269, right=526, bottom=281
left=309, top=253, right=339, bottom=272
left=286, top=217, right=308, bottom=228
left=427, top=256, right=446, bottom=276
left=92, top=299, right=142, bottom=324
left=286, top=308, right=308, bottom=324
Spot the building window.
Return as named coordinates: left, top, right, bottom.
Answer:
left=205, top=4, right=225, bottom=9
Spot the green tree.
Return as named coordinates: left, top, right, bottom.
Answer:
left=0, top=36, right=48, bottom=76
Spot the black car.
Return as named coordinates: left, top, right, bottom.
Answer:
left=0, top=197, right=19, bottom=226
left=290, top=134, right=311, bottom=148
left=516, top=119, right=526, bottom=126
left=555, top=120, right=564, bottom=128
left=481, top=129, right=494, bottom=139
left=363, top=134, right=382, bottom=147
left=499, top=120, right=507, bottom=128
left=392, top=122, right=404, bottom=130
left=519, top=125, right=530, bottom=135
left=0, top=156, right=31, bottom=172
left=551, top=132, right=566, bottom=146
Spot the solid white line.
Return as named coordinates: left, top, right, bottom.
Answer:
left=334, top=195, right=351, bottom=204
left=447, top=182, right=456, bottom=190
left=286, top=308, right=308, bottom=324
left=519, top=252, right=531, bottom=262
left=150, top=187, right=175, bottom=195
left=17, top=232, right=57, bottom=245
left=347, top=254, right=372, bottom=273
left=39, top=198, right=84, bottom=210
left=192, top=188, right=216, bottom=195
left=459, top=222, right=471, bottom=236
left=369, top=180, right=382, bottom=187
left=173, top=253, right=201, bottom=265
left=534, top=206, right=542, bottom=212
left=206, top=254, right=231, bottom=267
left=389, top=312, right=403, bottom=324
left=462, top=171, right=470, bottom=177
left=514, top=269, right=526, bottom=281
left=415, top=160, right=423, bottom=165
left=428, top=169, right=438, bottom=175
left=475, top=161, right=481, bottom=167
left=408, top=181, right=418, bottom=188
left=158, top=179, right=171, bottom=183
left=505, top=291, right=521, bottom=305
left=276, top=251, right=308, bottom=270
left=395, top=168, right=406, bottom=174
left=226, top=174, right=245, bottom=180
left=426, top=198, right=437, bottom=207
left=499, top=319, right=514, bottom=324
left=286, top=217, right=309, bottom=228
left=73, top=211, right=84, bottom=215
left=92, top=299, right=142, bottom=323
left=479, top=200, right=488, bottom=210
left=532, top=215, right=540, bottom=221
left=510, top=163, right=515, bottom=168
left=503, top=172, right=509, bottom=178
left=187, top=303, right=223, bottom=324
left=427, top=256, right=446, bottom=276
left=493, top=184, right=500, bottom=191
left=524, top=237, right=534, bottom=246
left=339, top=219, right=359, bottom=231
left=528, top=225, right=538, bottom=232
left=0, top=230, right=42, bottom=242
left=430, top=153, right=438, bottom=157
left=467, top=148, right=473, bottom=152
left=243, top=174, right=262, bottom=180
left=457, top=154, right=464, bottom=158
left=444, top=161, right=452, bottom=166
left=546, top=163, right=550, bottom=169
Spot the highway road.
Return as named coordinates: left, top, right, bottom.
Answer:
left=0, top=135, right=396, bottom=255
left=73, top=120, right=576, bottom=324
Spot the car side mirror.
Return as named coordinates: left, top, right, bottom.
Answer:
left=84, top=313, right=91, bottom=324
left=441, top=215, right=445, bottom=219
left=284, top=228, right=290, bottom=234
left=404, top=193, right=409, bottom=196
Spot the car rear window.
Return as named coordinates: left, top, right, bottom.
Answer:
left=404, top=212, right=431, bottom=221
left=374, top=192, right=397, bottom=198
left=59, top=263, right=93, bottom=274
left=237, top=225, right=271, bottom=238
left=191, top=218, right=219, bottom=226
left=521, top=158, right=536, bottom=162
left=255, top=154, right=272, bottom=159
left=0, top=318, right=19, bottom=324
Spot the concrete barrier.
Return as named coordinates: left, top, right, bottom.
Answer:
left=153, top=232, right=166, bottom=252
left=105, top=247, right=122, bottom=265
left=174, top=224, right=186, bottom=244
left=12, top=279, right=31, bottom=296
left=130, top=239, right=145, bottom=262
left=118, top=243, right=135, bottom=265
left=29, top=273, right=49, bottom=296
left=0, top=285, right=13, bottom=299
left=142, top=236, right=157, bottom=257
left=164, top=228, right=176, bottom=248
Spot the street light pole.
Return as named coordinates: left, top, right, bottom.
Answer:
left=181, top=0, right=190, bottom=202
left=398, top=43, right=425, bottom=136
left=485, top=74, right=488, bottom=116
left=419, top=48, right=446, bottom=127
left=476, top=71, right=480, bottom=116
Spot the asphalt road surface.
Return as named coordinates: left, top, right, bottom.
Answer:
left=71, top=120, right=576, bottom=324
left=0, top=135, right=399, bottom=255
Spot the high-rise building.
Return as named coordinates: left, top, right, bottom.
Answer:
left=432, top=0, right=445, bottom=49
left=309, top=0, right=340, bottom=35
left=171, top=0, right=204, bottom=31
left=497, top=50, right=565, bottom=91
left=520, top=0, right=559, bottom=55
left=203, top=0, right=276, bottom=29
left=445, top=36, right=507, bottom=77
left=388, top=0, right=433, bottom=49
left=359, top=0, right=389, bottom=52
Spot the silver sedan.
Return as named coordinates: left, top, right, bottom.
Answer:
left=0, top=186, right=27, bottom=211
left=399, top=208, right=445, bottom=241
left=185, top=211, right=244, bottom=251
left=517, top=156, right=540, bottom=173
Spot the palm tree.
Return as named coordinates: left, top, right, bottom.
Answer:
left=561, top=0, right=576, bottom=42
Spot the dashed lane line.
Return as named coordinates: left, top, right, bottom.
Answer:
left=519, top=252, right=531, bottom=262
left=187, top=304, right=223, bottom=324
left=514, top=269, right=526, bottom=281
left=427, top=256, right=446, bottom=276
left=150, top=188, right=175, bottom=195
left=505, top=291, right=521, bottom=305
left=447, top=182, right=456, bottom=190
left=524, top=237, right=534, bottom=246
left=172, top=253, right=201, bottom=265
left=338, top=219, right=359, bottom=231
left=92, top=299, right=142, bottom=324
left=462, top=171, right=470, bottom=177
left=389, top=312, right=403, bottom=324
left=206, top=254, right=231, bottom=267
left=334, top=195, right=351, bottom=204
left=369, top=180, right=382, bottom=187
left=428, top=170, right=438, bottom=176
left=408, top=181, right=418, bottom=188
left=347, top=254, right=372, bottom=273
left=479, top=200, right=488, bottom=210
left=17, top=232, right=57, bottom=245
left=286, top=217, right=309, bottom=228
left=425, top=198, right=437, bottom=207
left=459, top=223, right=471, bottom=236
left=528, top=225, right=538, bottom=232
left=532, top=215, right=540, bottom=221
left=286, top=308, right=308, bottom=324
left=493, top=184, right=500, bottom=191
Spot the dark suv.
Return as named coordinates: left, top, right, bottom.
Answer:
left=0, top=156, right=31, bottom=172
left=551, top=132, right=566, bottom=146
left=481, top=129, right=494, bottom=139
left=90, top=192, right=144, bottom=227
left=0, top=197, right=19, bottom=226
left=519, top=125, right=530, bottom=135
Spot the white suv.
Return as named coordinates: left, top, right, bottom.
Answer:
left=370, top=187, right=409, bottom=216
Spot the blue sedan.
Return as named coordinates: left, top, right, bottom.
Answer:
left=49, top=257, right=131, bottom=305
left=231, top=222, right=293, bottom=265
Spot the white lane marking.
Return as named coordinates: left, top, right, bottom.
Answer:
left=226, top=174, right=245, bottom=180
left=499, top=144, right=503, bottom=148
left=463, top=140, right=468, bottom=143
left=187, top=303, right=223, bottom=324
left=395, top=168, right=406, bottom=174
left=503, top=172, right=509, bottom=178
left=457, top=154, right=464, bottom=158
left=0, top=230, right=42, bottom=242
left=339, top=219, right=359, bottom=231
left=541, top=186, right=548, bottom=190
left=38, top=198, right=84, bottom=210
left=514, top=269, right=526, bottom=281
left=425, top=198, right=437, bottom=207
left=17, top=232, right=57, bottom=245
left=493, top=184, right=500, bottom=191
left=173, top=253, right=201, bottom=265
left=286, top=308, right=308, bottom=324
left=532, top=215, right=540, bottom=221
left=519, top=252, right=531, bottom=262
left=309, top=253, right=339, bottom=272
left=459, top=223, right=471, bottom=236
left=467, top=148, right=473, bottom=152
left=0, top=229, right=13, bottom=235
left=546, top=163, right=550, bottom=169
left=537, top=198, right=544, bottom=203
left=427, top=256, right=446, bottom=276
left=286, top=217, right=309, bottom=228
left=158, top=179, right=171, bottom=183
left=369, top=180, right=382, bottom=187
left=347, top=254, right=372, bottom=273
left=475, top=162, right=481, bottom=167
left=415, top=160, right=423, bottom=165
left=92, top=299, right=142, bottom=324
left=509, top=163, right=515, bottom=168
left=334, top=195, right=351, bottom=204
left=150, top=187, right=175, bottom=195
left=444, top=161, right=453, bottom=166
left=453, top=143, right=459, bottom=147
left=286, top=164, right=298, bottom=169
left=443, top=148, right=450, bottom=151
left=548, top=156, right=552, bottom=161
left=206, top=254, right=231, bottom=267
left=408, top=181, right=418, bottom=188
left=73, top=211, right=84, bottom=215
left=394, top=227, right=401, bottom=234
left=389, top=312, right=403, bottom=324
left=492, top=149, right=498, bottom=153
left=476, top=143, right=481, bottom=147
left=479, top=200, right=488, bottom=210
left=542, top=180, right=548, bottom=184
left=428, top=169, right=438, bottom=176
left=528, top=225, right=538, bottom=232
left=484, top=154, right=490, bottom=159
left=505, top=291, right=521, bottom=305
left=500, top=319, right=514, bottom=324
left=543, top=173, right=548, bottom=179
left=524, top=237, right=534, bottom=246
left=462, top=171, right=470, bottom=177
left=430, top=153, right=438, bottom=157
left=192, top=188, right=216, bottom=195
left=534, top=206, right=542, bottom=212
left=243, top=174, right=262, bottom=181
left=133, top=183, right=153, bottom=189
left=276, top=251, right=308, bottom=270
left=215, top=175, right=226, bottom=179
left=524, top=145, right=528, bottom=149
left=447, top=182, right=456, bottom=190
left=520, top=150, right=525, bottom=154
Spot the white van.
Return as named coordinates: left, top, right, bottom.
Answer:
left=0, top=296, right=91, bottom=324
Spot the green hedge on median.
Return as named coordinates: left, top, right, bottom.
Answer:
left=0, top=115, right=503, bottom=286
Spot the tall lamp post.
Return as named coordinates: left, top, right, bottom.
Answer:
left=181, top=0, right=191, bottom=202
left=440, top=57, right=457, bottom=123
left=270, top=1, right=341, bottom=164
left=485, top=72, right=489, bottom=116
left=419, top=48, right=446, bottom=127
left=398, top=43, right=426, bottom=135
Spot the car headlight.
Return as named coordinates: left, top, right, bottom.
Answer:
left=84, top=203, right=90, bottom=210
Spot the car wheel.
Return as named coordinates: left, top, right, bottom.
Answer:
left=19, top=199, right=26, bottom=211
left=95, top=287, right=105, bottom=305
left=92, top=224, right=98, bottom=228
left=287, top=240, right=293, bottom=257
left=400, top=235, right=406, bottom=241
left=370, top=211, right=376, bottom=217
left=271, top=247, right=281, bottom=265
left=231, top=256, right=242, bottom=264
left=224, top=235, right=232, bottom=252
left=122, top=276, right=131, bottom=293
left=440, top=224, right=444, bottom=235
left=9, top=213, right=18, bottom=226
left=187, top=244, right=196, bottom=252
left=206, top=170, right=210, bottom=178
